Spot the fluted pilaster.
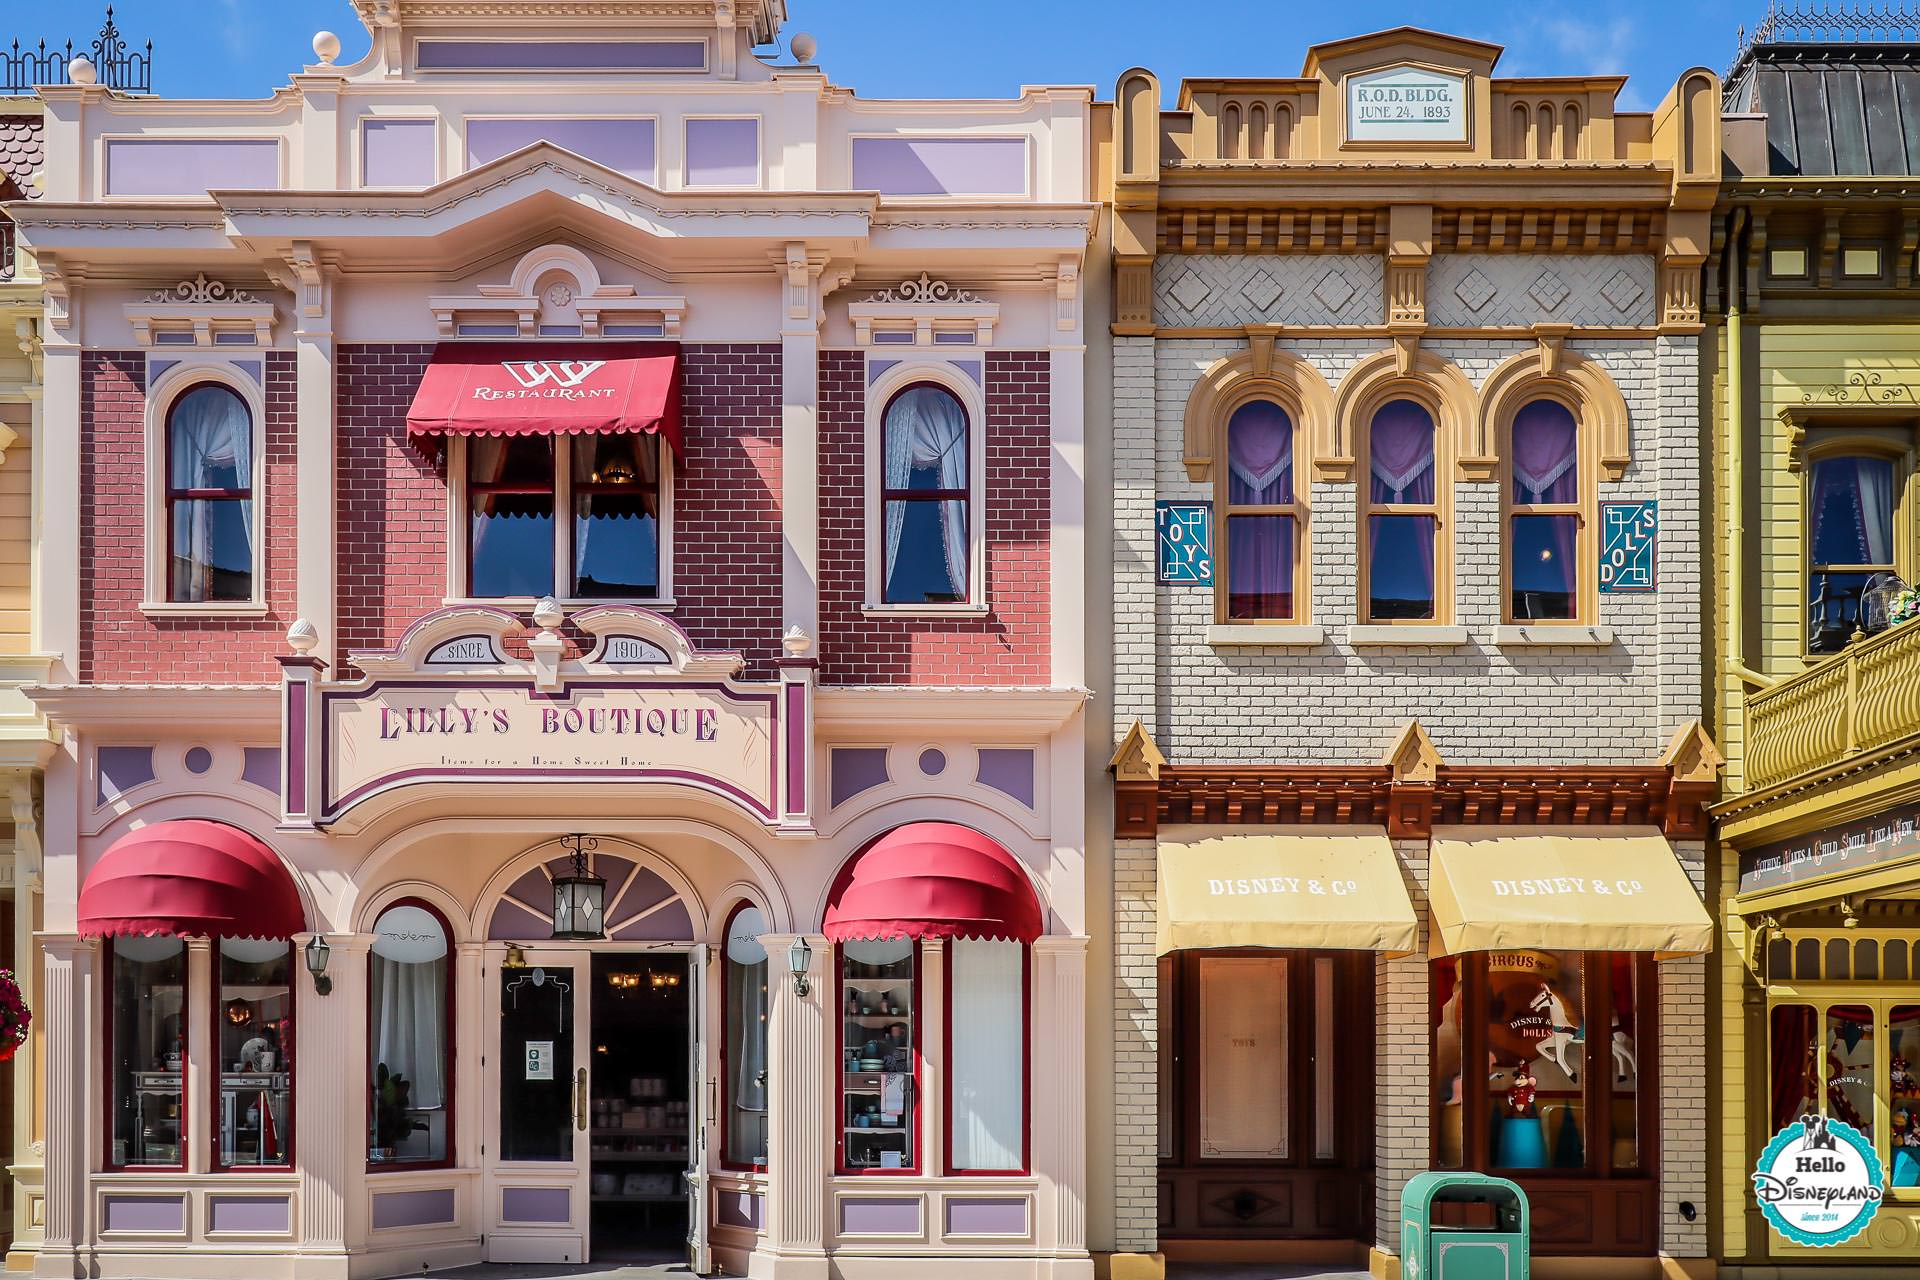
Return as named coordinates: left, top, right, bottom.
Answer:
left=752, top=933, right=827, bottom=1279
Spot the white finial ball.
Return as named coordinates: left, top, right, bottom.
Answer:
left=66, top=56, right=97, bottom=86
left=532, top=597, right=565, bottom=631
left=789, top=32, right=817, bottom=64
left=782, top=624, right=813, bottom=656
left=312, top=31, right=341, bottom=65
left=286, top=618, right=319, bottom=654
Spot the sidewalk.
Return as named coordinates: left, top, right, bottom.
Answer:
left=1164, top=1266, right=1373, bottom=1280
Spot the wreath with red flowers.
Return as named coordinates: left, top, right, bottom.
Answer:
left=0, top=970, right=31, bottom=1063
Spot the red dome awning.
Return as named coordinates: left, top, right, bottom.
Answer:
left=823, top=823, right=1043, bottom=944
left=405, top=341, right=683, bottom=457
left=78, top=820, right=306, bottom=941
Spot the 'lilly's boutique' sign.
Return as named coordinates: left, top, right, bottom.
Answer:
left=280, top=605, right=810, bottom=831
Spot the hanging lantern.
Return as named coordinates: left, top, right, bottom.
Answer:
left=550, top=833, right=606, bottom=941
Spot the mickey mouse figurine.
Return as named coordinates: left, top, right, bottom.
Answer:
left=1506, top=1063, right=1538, bottom=1117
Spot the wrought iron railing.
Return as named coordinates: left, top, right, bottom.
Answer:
left=1744, top=618, right=1920, bottom=791
left=3, top=6, right=151, bottom=94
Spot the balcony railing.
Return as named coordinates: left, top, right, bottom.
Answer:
left=1744, top=617, right=1920, bottom=791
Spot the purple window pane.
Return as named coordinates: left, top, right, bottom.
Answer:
left=1226, top=401, right=1293, bottom=505
left=851, top=137, right=1027, bottom=196
left=1810, top=455, right=1895, bottom=567
left=1226, top=514, right=1295, bottom=620
left=1510, top=514, right=1578, bottom=620
left=686, top=118, right=759, bottom=186
left=1367, top=514, right=1437, bottom=620
left=1511, top=400, right=1579, bottom=504
left=362, top=118, right=436, bottom=187
left=466, top=118, right=656, bottom=180
left=1369, top=400, right=1436, bottom=504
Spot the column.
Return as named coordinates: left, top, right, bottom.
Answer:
left=1035, top=937, right=1091, bottom=1277
left=290, top=250, right=337, bottom=666
left=7, top=774, right=41, bottom=1263
left=778, top=245, right=822, bottom=647
left=35, top=936, right=92, bottom=1269
left=185, top=939, right=213, bottom=1171
left=296, top=932, right=369, bottom=1266
left=751, top=933, right=827, bottom=1280
left=34, top=342, right=77, bottom=681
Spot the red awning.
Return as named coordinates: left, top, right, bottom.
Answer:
left=405, top=342, right=683, bottom=456
left=78, top=820, right=306, bottom=941
left=823, top=823, right=1043, bottom=943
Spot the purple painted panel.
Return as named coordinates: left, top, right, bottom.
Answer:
left=145, top=358, right=179, bottom=389
left=605, top=859, right=671, bottom=923
left=105, top=139, right=279, bottom=197
left=830, top=748, right=889, bottom=808
left=96, top=745, right=155, bottom=805
left=784, top=683, right=806, bottom=816
left=102, top=1194, right=185, bottom=1234
left=945, top=1196, right=1028, bottom=1235
left=242, top=746, right=281, bottom=795
left=488, top=897, right=549, bottom=942
left=371, top=1187, right=457, bottom=1230
left=953, top=359, right=983, bottom=387
left=611, top=898, right=692, bottom=942
left=852, top=137, right=1028, bottom=197
left=715, top=1188, right=762, bottom=1230
left=419, top=40, right=705, bottom=71
left=208, top=1195, right=291, bottom=1234
left=363, top=118, right=436, bottom=187
left=285, top=685, right=306, bottom=813
left=866, top=359, right=900, bottom=386
left=685, top=118, right=759, bottom=186
left=838, top=1196, right=921, bottom=1235
left=975, top=748, right=1036, bottom=809
left=466, top=118, right=656, bottom=180
left=501, top=1186, right=570, bottom=1223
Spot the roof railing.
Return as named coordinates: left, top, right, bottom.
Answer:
left=2, top=6, right=151, bottom=94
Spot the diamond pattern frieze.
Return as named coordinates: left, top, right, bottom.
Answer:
left=1311, top=267, right=1355, bottom=312
left=1239, top=269, right=1284, bottom=312
left=1167, top=269, right=1213, bottom=313
left=1453, top=267, right=1496, bottom=313
left=1601, top=267, right=1645, bottom=314
left=1529, top=269, right=1570, bottom=313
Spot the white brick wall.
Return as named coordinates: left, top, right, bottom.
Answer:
left=1375, top=838, right=1432, bottom=1253
left=1113, top=836, right=1160, bottom=1251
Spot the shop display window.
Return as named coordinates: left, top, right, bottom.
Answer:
left=214, top=939, right=294, bottom=1170
left=946, top=938, right=1027, bottom=1173
left=368, top=901, right=452, bottom=1168
left=1363, top=398, right=1440, bottom=621
left=107, top=937, right=188, bottom=1169
left=1222, top=399, right=1299, bottom=620
left=1769, top=1003, right=1817, bottom=1134
left=1431, top=949, right=1650, bottom=1177
left=838, top=938, right=917, bottom=1172
left=1892, top=1007, right=1920, bottom=1187
left=1507, top=399, right=1582, bottom=622
left=165, top=383, right=255, bottom=603
left=880, top=383, right=972, bottom=605
left=722, top=904, right=769, bottom=1169
left=466, top=432, right=666, bottom=600
left=1767, top=994, right=1920, bottom=1189
left=1828, top=1005, right=1877, bottom=1141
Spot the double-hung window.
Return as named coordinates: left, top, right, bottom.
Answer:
left=465, top=432, right=666, bottom=600
left=880, top=383, right=972, bottom=605
left=1362, top=399, right=1440, bottom=621
left=1508, top=399, right=1584, bottom=622
left=1220, top=400, right=1301, bottom=621
left=165, top=384, right=255, bottom=603
left=1807, top=452, right=1899, bottom=654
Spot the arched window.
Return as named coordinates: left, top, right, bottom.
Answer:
left=214, top=938, right=294, bottom=1169
left=1362, top=399, right=1440, bottom=621
left=1807, top=451, right=1899, bottom=654
left=1220, top=399, right=1301, bottom=621
left=165, top=384, right=254, bottom=603
left=722, top=903, right=770, bottom=1169
left=368, top=900, right=452, bottom=1167
left=1508, top=399, right=1583, bottom=623
left=880, top=383, right=971, bottom=605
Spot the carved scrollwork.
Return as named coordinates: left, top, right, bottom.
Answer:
left=1801, top=370, right=1920, bottom=407
left=147, top=273, right=256, bottom=305
left=864, top=272, right=984, bottom=305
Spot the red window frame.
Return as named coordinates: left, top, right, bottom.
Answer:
left=209, top=940, right=296, bottom=1173
left=464, top=434, right=557, bottom=597
left=719, top=899, right=769, bottom=1173
left=164, top=382, right=254, bottom=604
left=879, top=381, right=971, bottom=604
left=835, top=939, right=923, bottom=1176
left=103, top=937, right=189, bottom=1173
left=942, top=939, right=1032, bottom=1176
left=366, top=897, right=457, bottom=1173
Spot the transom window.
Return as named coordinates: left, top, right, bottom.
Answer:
left=1808, top=452, right=1898, bottom=655
left=1363, top=399, right=1440, bottom=621
left=1220, top=400, right=1300, bottom=621
left=165, top=384, right=255, bottom=603
left=464, top=432, right=665, bottom=600
left=880, top=383, right=972, bottom=605
left=1508, top=399, right=1583, bottom=622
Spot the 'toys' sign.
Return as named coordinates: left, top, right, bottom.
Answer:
left=1754, top=1114, right=1884, bottom=1246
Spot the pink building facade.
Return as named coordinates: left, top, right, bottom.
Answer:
left=10, top=2, right=1093, bottom=1276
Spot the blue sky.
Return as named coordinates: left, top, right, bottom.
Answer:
left=31, top=0, right=1764, bottom=110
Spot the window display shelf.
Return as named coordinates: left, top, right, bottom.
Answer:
left=590, top=1127, right=685, bottom=1138
left=842, top=1014, right=911, bottom=1028
left=844, top=1125, right=907, bottom=1133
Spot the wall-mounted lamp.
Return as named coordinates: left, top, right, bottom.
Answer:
left=303, top=934, right=332, bottom=996
left=551, top=833, right=607, bottom=941
left=503, top=943, right=528, bottom=971
left=788, top=936, right=813, bottom=998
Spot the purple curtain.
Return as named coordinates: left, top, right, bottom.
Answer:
left=1511, top=401, right=1579, bottom=503
left=1227, top=401, right=1293, bottom=504
left=1368, top=400, right=1435, bottom=503
left=1228, top=515, right=1294, bottom=619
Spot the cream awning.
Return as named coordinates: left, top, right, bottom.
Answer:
left=1155, top=826, right=1418, bottom=956
left=1427, top=826, right=1714, bottom=959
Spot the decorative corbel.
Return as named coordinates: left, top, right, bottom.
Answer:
left=1533, top=322, right=1571, bottom=376
left=36, top=251, right=72, bottom=333
left=1051, top=256, right=1080, bottom=331
left=1818, top=206, right=1843, bottom=289
left=1779, top=406, right=1808, bottom=473
left=1110, top=719, right=1166, bottom=838
left=280, top=241, right=332, bottom=333
left=1244, top=324, right=1280, bottom=378
left=1741, top=913, right=1778, bottom=977
left=1391, top=331, right=1421, bottom=376
left=1382, top=719, right=1441, bottom=838
left=774, top=242, right=834, bottom=329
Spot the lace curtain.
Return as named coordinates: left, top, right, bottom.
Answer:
left=883, top=386, right=969, bottom=597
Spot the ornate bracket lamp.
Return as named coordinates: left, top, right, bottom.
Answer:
left=551, top=833, right=607, bottom=941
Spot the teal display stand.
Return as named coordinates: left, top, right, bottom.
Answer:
left=1495, top=1114, right=1547, bottom=1169
left=1894, top=1148, right=1920, bottom=1188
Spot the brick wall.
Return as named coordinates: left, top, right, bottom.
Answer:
left=817, top=349, right=1051, bottom=686
left=334, top=342, right=783, bottom=675
left=80, top=351, right=297, bottom=683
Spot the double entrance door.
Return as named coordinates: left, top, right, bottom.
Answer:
left=484, top=945, right=710, bottom=1270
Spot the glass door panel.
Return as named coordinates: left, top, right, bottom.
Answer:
left=488, top=950, right=591, bottom=1265
left=1197, top=955, right=1288, bottom=1160
left=501, top=964, right=580, bottom=1161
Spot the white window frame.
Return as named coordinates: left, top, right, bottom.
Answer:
left=863, top=359, right=988, bottom=616
left=447, top=432, right=675, bottom=608
left=141, top=359, right=269, bottom=618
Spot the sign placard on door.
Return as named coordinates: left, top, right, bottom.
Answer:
left=525, top=1040, right=554, bottom=1081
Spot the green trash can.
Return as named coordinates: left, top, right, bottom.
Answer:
left=1400, top=1171, right=1529, bottom=1280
